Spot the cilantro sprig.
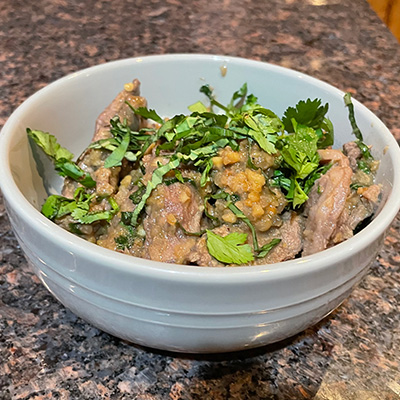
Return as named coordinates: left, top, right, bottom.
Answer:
left=206, top=230, right=254, bottom=264
left=272, top=120, right=321, bottom=207
left=282, top=98, right=333, bottom=148
left=27, top=129, right=96, bottom=188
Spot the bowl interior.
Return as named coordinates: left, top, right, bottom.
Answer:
left=2, top=54, right=399, bottom=258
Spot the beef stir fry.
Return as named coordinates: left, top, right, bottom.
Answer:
left=27, top=81, right=381, bottom=266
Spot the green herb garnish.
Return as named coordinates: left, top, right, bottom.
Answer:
left=27, top=129, right=96, bottom=188
left=206, top=230, right=254, bottom=265
left=41, top=187, right=119, bottom=224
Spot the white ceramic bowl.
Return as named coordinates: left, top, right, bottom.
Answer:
left=1, top=54, right=400, bottom=353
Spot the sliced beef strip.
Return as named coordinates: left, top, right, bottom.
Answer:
left=318, top=148, right=350, bottom=167
left=330, top=184, right=381, bottom=245
left=255, top=211, right=304, bottom=264
left=361, top=184, right=381, bottom=204
left=94, top=79, right=144, bottom=140
left=343, top=141, right=362, bottom=171
left=330, top=195, right=373, bottom=245
left=303, top=151, right=353, bottom=256
left=142, top=182, right=204, bottom=264
left=62, top=79, right=147, bottom=198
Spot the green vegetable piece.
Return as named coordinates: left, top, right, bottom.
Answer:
left=27, top=129, right=74, bottom=161
left=291, top=180, right=309, bottom=208
left=316, top=118, right=334, bottom=148
left=174, top=170, right=185, bottom=183
left=279, top=121, right=320, bottom=180
left=188, top=101, right=208, bottom=113
left=88, top=137, right=119, bottom=152
left=115, top=225, right=137, bottom=250
left=206, top=230, right=254, bottom=265
left=343, top=92, right=363, bottom=141
left=350, top=183, right=363, bottom=190
left=41, top=188, right=118, bottom=225
left=200, top=158, right=213, bottom=187
left=356, top=140, right=373, bottom=160
left=28, top=128, right=96, bottom=188
left=229, top=83, right=248, bottom=109
left=41, top=195, right=64, bottom=220
left=200, top=85, right=230, bottom=113
left=54, top=160, right=96, bottom=188
left=357, top=159, right=371, bottom=174
left=128, top=105, right=164, bottom=125
left=257, top=238, right=281, bottom=258
left=76, top=209, right=116, bottom=224
left=104, top=132, right=130, bottom=168
left=282, top=98, right=329, bottom=133
left=271, top=170, right=292, bottom=192
left=175, top=116, right=199, bottom=134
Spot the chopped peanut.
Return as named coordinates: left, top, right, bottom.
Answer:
left=166, top=213, right=177, bottom=225
left=212, top=156, right=223, bottom=169
left=222, top=151, right=241, bottom=165
left=219, top=147, right=242, bottom=166
left=245, top=169, right=265, bottom=192
left=266, top=204, right=277, bottom=215
left=222, top=210, right=238, bottom=224
left=251, top=204, right=265, bottom=218
left=124, top=82, right=134, bottom=92
left=247, top=191, right=260, bottom=203
left=179, top=190, right=191, bottom=203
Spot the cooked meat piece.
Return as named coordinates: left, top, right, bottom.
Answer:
left=330, top=193, right=373, bottom=245
left=93, top=166, right=121, bottom=197
left=303, top=154, right=353, bottom=256
left=94, top=79, right=146, bottom=141
left=62, top=79, right=147, bottom=198
left=142, top=183, right=204, bottom=264
left=360, top=184, right=381, bottom=204
left=343, top=141, right=362, bottom=171
left=318, top=148, right=350, bottom=167
left=330, top=184, right=381, bottom=245
left=256, top=211, right=304, bottom=264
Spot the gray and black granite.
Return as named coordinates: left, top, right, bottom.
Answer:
left=1, top=0, right=400, bottom=398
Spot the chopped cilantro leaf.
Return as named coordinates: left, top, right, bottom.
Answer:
left=257, top=238, right=281, bottom=258
left=104, top=132, right=130, bottom=168
left=27, top=129, right=74, bottom=161
left=283, top=98, right=329, bottom=133
left=206, top=230, right=254, bottom=265
left=41, top=188, right=118, bottom=224
left=28, top=128, right=96, bottom=188
left=188, top=101, right=208, bottom=113
left=127, top=105, right=164, bottom=125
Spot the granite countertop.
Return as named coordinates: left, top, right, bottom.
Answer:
left=1, top=0, right=400, bottom=398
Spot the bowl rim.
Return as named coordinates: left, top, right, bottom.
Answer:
left=1, top=53, right=400, bottom=283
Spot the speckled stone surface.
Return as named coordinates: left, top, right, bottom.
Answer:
left=1, top=0, right=400, bottom=398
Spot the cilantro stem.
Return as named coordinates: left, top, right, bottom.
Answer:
left=226, top=202, right=259, bottom=252
left=344, top=93, right=363, bottom=141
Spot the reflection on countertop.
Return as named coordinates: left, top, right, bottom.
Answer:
left=1, top=0, right=400, bottom=398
